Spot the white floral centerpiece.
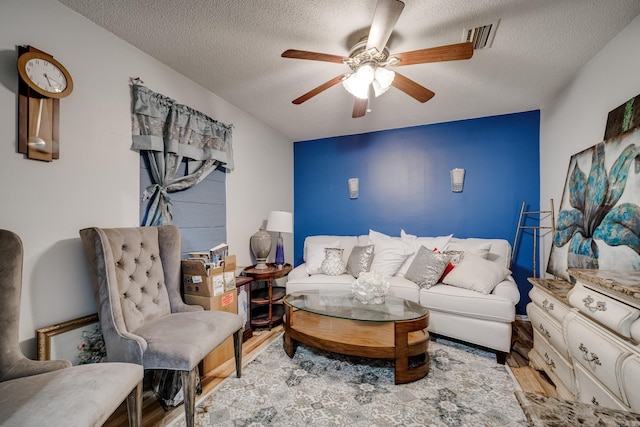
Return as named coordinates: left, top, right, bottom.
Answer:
left=351, top=271, right=390, bottom=305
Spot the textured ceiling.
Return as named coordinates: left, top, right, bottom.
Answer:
left=58, top=0, right=640, bottom=142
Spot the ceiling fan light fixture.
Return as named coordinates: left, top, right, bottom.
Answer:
left=344, top=63, right=395, bottom=100
left=372, top=67, right=395, bottom=97
left=343, top=63, right=375, bottom=99
left=342, top=74, right=370, bottom=99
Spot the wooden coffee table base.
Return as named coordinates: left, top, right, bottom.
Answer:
left=283, top=305, right=430, bottom=384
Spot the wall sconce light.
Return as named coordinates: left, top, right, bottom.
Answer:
left=348, top=178, right=359, bottom=199
left=450, top=168, right=465, bottom=192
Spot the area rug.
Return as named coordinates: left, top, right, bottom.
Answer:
left=170, top=336, right=527, bottom=426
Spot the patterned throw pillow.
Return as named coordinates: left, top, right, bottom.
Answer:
left=345, top=245, right=375, bottom=278
left=404, top=245, right=451, bottom=289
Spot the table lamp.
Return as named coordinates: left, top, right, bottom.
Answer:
left=266, top=211, right=293, bottom=269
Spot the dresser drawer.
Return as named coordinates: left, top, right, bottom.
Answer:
left=621, top=356, right=640, bottom=412
left=528, top=303, right=569, bottom=359
left=568, top=282, right=640, bottom=338
left=574, top=363, right=628, bottom=411
left=565, top=313, right=632, bottom=403
left=531, top=329, right=574, bottom=391
left=529, top=287, right=570, bottom=324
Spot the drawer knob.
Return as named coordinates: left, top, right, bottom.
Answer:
left=543, top=352, right=556, bottom=369
left=542, top=299, right=554, bottom=311
left=578, top=343, right=602, bottom=366
left=582, top=296, right=607, bottom=312
left=539, top=323, right=551, bottom=339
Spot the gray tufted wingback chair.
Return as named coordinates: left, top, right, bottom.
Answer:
left=79, top=225, right=243, bottom=427
left=0, top=229, right=143, bottom=426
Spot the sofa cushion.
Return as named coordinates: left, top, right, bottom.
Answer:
left=345, top=245, right=374, bottom=278
left=404, top=246, right=450, bottom=289
left=420, top=284, right=516, bottom=323
left=447, top=240, right=491, bottom=259
left=442, top=251, right=510, bottom=294
left=449, top=238, right=512, bottom=269
left=398, top=230, right=453, bottom=276
left=286, top=272, right=355, bottom=294
left=305, top=240, right=340, bottom=275
left=368, top=229, right=413, bottom=277
left=304, top=236, right=359, bottom=263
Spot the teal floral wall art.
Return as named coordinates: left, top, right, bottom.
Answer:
left=547, top=127, right=640, bottom=281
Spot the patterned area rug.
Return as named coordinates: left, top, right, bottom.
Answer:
left=171, top=336, right=527, bottom=426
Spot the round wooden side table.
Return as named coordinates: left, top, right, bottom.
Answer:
left=243, top=263, right=292, bottom=330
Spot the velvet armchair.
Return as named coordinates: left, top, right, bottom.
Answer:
left=0, top=229, right=143, bottom=426
left=79, top=225, right=242, bottom=427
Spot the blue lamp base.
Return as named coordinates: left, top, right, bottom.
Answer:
left=275, top=232, right=285, bottom=268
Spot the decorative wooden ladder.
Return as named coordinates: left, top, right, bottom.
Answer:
left=512, top=200, right=555, bottom=278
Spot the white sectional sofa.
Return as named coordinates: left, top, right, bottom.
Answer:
left=286, top=233, right=521, bottom=363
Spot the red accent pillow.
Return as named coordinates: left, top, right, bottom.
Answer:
left=433, top=248, right=455, bottom=281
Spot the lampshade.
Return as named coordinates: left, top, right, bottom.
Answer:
left=266, top=211, right=293, bottom=233
left=266, top=211, right=292, bottom=269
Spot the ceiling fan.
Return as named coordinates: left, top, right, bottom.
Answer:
left=282, top=0, right=474, bottom=118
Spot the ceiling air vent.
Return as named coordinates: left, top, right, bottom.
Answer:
left=463, top=20, right=499, bottom=49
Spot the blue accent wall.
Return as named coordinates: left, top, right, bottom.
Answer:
left=294, top=110, right=540, bottom=315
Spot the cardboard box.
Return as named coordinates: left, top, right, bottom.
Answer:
left=184, top=288, right=238, bottom=374
left=183, top=288, right=237, bottom=312
left=223, top=255, right=236, bottom=291
left=182, top=259, right=224, bottom=297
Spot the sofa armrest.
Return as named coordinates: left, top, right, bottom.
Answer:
left=492, top=275, right=521, bottom=305
left=288, top=264, right=310, bottom=281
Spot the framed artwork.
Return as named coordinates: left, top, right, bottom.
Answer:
left=604, top=93, right=640, bottom=140
left=36, top=313, right=106, bottom=365
left=547, top=127, right=640, bottom=281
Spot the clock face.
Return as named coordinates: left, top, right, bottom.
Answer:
left=17, top=51, right=73, bottom=98
left=25, top=58, right=67, bottom=94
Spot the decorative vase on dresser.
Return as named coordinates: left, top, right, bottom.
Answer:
left=527, top=277, right=576, bottom=400
left=565, top=269, right=640, bottom=412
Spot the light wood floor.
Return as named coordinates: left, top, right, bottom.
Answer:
left=105, top=319, right=555, bottom=426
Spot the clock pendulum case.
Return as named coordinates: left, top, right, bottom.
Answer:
left=17, top=45, right=73, bottom=162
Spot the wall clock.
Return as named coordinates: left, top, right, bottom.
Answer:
left=17, top=46, right=73, bottom=161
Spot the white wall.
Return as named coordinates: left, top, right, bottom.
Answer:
left=0, top=0, right=293, bottom=354
left=539, top=15, right=640, bottom=276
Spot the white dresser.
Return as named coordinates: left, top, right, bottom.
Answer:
left=527, top=277, right=576, bottom=399
left=565, top=269, right=640, bottom=412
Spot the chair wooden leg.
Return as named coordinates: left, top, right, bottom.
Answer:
left=496, top=351, right=507, bottom=365
left=181, top=368, right=198, bottom=427
left=233, top=328, right=242, bottom=378
left=126, top=380, right=143, bottom=427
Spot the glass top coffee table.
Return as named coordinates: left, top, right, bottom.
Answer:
left=283, top=290, right=430, bottom=384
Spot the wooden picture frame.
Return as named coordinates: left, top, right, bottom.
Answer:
left=36, top=313, right=99, bottom=364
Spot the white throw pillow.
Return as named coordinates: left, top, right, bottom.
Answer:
left=306, top=240, right=340, bottom=275
left=398, top=230, right=453, bottom=276
left=447, top=240, right=491, bottom=259
left=368, top=230, right=413, bottom=278
left=442, top=251, right=510, bottom=294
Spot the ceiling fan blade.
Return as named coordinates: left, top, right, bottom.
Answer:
left=352, top=98, right=368, bottom=118
left=365, top=0, right=405, bottom=52
left=393, top=42, right=474, bottom=66
left=391, top=72, right=435, bottom=103
left=282, top=49, right=347, bottom=64
left=292, top=75, right=345, bottom=105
